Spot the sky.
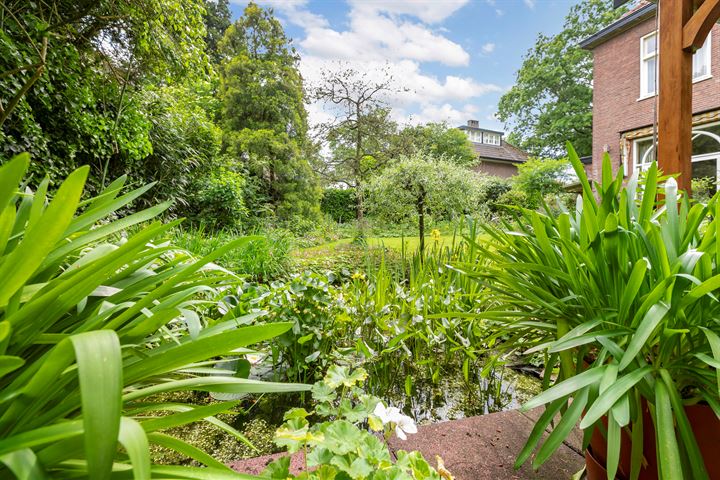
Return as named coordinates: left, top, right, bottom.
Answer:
left=228, top=0, right=582, bottom=133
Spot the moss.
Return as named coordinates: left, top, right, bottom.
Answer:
left=145, top=392, right=281, bottom=466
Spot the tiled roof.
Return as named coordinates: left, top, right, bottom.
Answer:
left=579, top=2, right=655, bottom=49
left=471, top=141, right=528, bottom=163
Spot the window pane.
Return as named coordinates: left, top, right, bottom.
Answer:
left=635, top=138, right=654, bottom=167
left=644, top=34, right=657, bottom=56
left=646, top=57, right=657, bottom=94
left=692, top=36, right=710, bottom=79
left=693, top=124, right=720, bottom=156
left=692, top=158, right=717, bottom=190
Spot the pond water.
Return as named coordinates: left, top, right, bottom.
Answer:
left=374, top=365, right=542, bottom=426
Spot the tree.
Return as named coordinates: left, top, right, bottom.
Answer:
left=203, top=0, right=231, bottom=62
left=312, top=66, right=400, bottom=221
left=366, top=154, right=481, bottom=255
left=512, top=157, right=571, bottom=208
left=391, top=122, right=477, bottom=166
left=497, top=0, right=625, bottom=157
left=0, top=0, right=209, bottom=186
left=218, top=2, right=321, bottom=221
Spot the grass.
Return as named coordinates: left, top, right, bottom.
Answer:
left=296, top=235, right=457, bottom=255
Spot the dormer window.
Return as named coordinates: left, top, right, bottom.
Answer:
left=483, top=132, right=501, bottom=145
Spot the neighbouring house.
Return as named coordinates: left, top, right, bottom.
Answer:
left=580, top=2, right=720, bottom=185
left=458, top=120, right=529, bottom=178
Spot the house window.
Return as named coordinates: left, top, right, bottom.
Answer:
left=632, top=122, right=720, bottom=190
left=693, top=31, right=712, bottom=80
left=640, top=32, right=712, bottom=98
left=483, top=132, right=501, bottom=145
left=465, top=130, right=482, bottom=143
left=640, top=32, right=657, bottom=97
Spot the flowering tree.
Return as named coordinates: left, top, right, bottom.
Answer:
left=366, top=154, right=481, bottom=254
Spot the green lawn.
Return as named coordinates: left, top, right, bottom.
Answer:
left=297, top=235, right=459, bottom=254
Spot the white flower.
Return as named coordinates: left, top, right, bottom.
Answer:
left=373, top=402, right=418, bottom=441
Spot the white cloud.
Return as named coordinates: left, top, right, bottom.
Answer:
left=524, top=0, right=536, bottom=9
left=246, top=1, right=504, bottom=127
left=347, top=0, right=470, bottom=24
left=496, top=8, right=505, bottom=16
left=299, top=5, right=470, bottom=66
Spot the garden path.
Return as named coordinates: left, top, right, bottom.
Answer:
left=229, top=407, right=585, bottom=479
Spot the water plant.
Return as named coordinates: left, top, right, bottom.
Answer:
left=263, top=365, right=444, bottom=479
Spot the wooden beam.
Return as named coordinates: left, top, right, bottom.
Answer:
left=658, top=0, right=694, bottom=194
left=683, top=0, right=720, bottom=50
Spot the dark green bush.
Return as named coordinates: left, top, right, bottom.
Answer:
left=321, top=188, right=357, bottom=223
left=186, top=165, right=248, bottom=230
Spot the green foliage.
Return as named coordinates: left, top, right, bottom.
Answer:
left=465, top=147, right=720, bottom=477
left=392, top=122, right=477, bottom=167
left=242, top=272, right=349, bottom=384
left=135, top=82, right=223, bottom=210
left=204, top=0, right=232, bottom=62
left=321, top=188, right=358, bottom=223
left=173, top=227, right=294, bottom=282
left=187, top=166, right=248, bottom=230
left=218, top=2, right=321, bottom=222
left=0, top=1, right=208, bottom=181
left=366, top=154, right=481, bottom=252
left=263, top=366, right=444, bottom=479
left=497, top=0, right=624, bottom=157
left=0, top=154, right=308, bottom=478
left=512, top=157, right=570, bottom=206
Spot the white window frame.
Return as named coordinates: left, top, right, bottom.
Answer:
left=632, top=121, right=720, bottom=188
left=693, top=31, right=712, bottom=82
left=639, top=31, right=713, bottom=100
left=640, top=31, right=658, bottom=99
left=483, top=132, right=501, bottom=146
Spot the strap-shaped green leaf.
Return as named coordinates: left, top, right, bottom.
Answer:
left=70, top=331, right=123, bottom=480
left=522, top=366, right=606, bottom=411
left=580, top=366, right=652, bottom=429
left=0, top=166, right=88, bottom=306
left=654, top=379, right=682, bottom=480
left=0, top=447, right=49, bottom=480
left=0, top=155, right=29, bottom=215
left=118, top=417, right=150, bottom=480
left=619, top=303, right=668, bottom=371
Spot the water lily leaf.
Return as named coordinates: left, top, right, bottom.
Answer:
left=324, top=365, right=367, bottom=389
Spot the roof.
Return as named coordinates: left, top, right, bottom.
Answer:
left=458, top=125, right=504, bottom=135
left=579, top=2, right=656, bottom=50
left=472, top=141, right=528, bottom=164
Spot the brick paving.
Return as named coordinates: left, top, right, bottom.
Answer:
left=230, top=407, right=585, bottom=479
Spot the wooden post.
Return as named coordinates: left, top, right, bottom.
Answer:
left=657, top=0, right=694, bottom=194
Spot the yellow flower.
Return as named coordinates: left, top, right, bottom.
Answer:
left=351, top=272, right=365, bottom=280
left=431, top=229, right=441, bottom=241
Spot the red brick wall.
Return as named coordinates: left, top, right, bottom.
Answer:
left=591, top=19, right=720, bottom=180
left=473, top=160, right=519, bottom=178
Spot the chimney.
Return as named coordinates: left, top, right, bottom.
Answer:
left=467, top=119, right=479, bottom=128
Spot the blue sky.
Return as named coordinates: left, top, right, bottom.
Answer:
left=229, top=1, right=581, bottom=132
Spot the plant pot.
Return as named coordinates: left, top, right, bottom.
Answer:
left=584, top=403, right=720, bottom=480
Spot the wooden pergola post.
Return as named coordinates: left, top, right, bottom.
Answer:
left=655, top=0, right=720, bottom=194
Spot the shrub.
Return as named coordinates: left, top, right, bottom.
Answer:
left=476, top=175, right=512, bottom=207
left=512, top=157, right=571, bottom=203
left=186, top=163, right=248, bottom=230
left=321, top=188, right=357, bottom=223
left=0, top=154, right=308, bottom=478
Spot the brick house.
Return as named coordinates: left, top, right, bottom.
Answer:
left=580, top=2, right=720, bottom=183
left=457, top=120, right=529, bottom=178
